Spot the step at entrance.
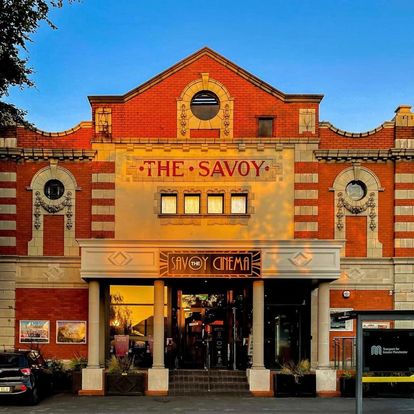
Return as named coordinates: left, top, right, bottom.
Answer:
left=169, top=370, right=251, bottom=396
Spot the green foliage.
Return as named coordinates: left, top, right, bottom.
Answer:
left=47, top=358, right=66, bottom=373
left=107, top=355, right=132, bottom=374
left=0, top=1, right=75, bottom=126
left=341, top=370, right=356, bottom=378
left=280, top=359, right=313, bottom=376
left=69, top=353, right=87, bottom=371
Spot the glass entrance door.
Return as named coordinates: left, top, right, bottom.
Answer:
left=265, top=305, right=305, bottom=368
left=180, top=293, right=227, bottom=369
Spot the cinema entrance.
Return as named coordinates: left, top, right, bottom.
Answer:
left=79, top=239, right=342, bottom=395
left=170, top=281, right=252, bottom=370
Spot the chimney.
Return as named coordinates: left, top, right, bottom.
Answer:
left=395, top=105, right=414, bottom=126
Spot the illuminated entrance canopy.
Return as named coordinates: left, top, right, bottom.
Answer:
left=160, top=250, right=261, bottom=278
left=78, top=240, right=343, bottom=280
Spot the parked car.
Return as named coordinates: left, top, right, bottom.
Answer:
left=0, top=349, right=52, bottom=404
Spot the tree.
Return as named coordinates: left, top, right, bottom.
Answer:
left=0, top=1, right=73, bottom=126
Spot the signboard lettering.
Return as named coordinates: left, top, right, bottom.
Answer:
left=125, top=158, right=281, bottom=182
left=160, top=250, right=261, bottom=278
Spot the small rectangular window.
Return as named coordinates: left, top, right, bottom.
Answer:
left=184, top=194, right=200, bottom=214
left=258, top=118, right=273, bottom=137
left=207, top=195, right=224, bottom=214
left=231, top=194, right=247, bottom=214
left=161, top=194, right=177, bottom=214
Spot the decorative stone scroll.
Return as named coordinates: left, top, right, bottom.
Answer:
left=336, top=192, right=376, bottom=231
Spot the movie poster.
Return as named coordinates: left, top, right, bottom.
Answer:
left=19, top=320, right=50, bottom=343
left=56, top=321, right=87, bottom=344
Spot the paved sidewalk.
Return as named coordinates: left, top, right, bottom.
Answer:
left=0, top=394, right=413, bottom=414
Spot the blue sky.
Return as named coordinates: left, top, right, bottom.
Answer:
left=6, top=0, right=414, bottom=133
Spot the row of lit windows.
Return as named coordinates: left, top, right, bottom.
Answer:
left=160, top=193, right=248, bottom=215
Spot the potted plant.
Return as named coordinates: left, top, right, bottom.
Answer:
left=68, top=354, right=87, bottom=394
left=274, top=359, right=316, bottom=397
left=105, top=355, right=145, bottom=396
left=48, top=359, right=71, bottom=393
left=339, top=370, right=356, bottom=397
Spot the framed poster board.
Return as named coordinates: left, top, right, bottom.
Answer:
left=56, top=320, right=87, bottom=344
left=19, top=320, right=50, bottom=343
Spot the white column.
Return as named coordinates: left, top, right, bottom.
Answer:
left=316, top=281, right=337, bottom=395
left=147, top=279, right=168, bottom=394
left=249, top=280, right=270, bottom=395
left=152, top=279, right=165, bottom=368
left=87, top=280, right=100, bottom=368
left=81, top=280, right=105, bottom=394
left=252, top=280, right=264, bottom=369
left=317, top=281, right=330, bottom=368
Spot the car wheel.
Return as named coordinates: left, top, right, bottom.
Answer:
left=27, top=387, right=39, bottom=405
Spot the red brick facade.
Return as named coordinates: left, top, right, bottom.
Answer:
left=1, top=48, right=413, bottom=364
left=15, top=289, right=88, bottom=359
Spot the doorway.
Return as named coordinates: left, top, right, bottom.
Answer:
left=171, top=283, right=251, bottom=370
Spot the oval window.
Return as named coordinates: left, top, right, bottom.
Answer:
left=44, top=179, right=65, bottom=200
left=190, top=91, right=220, bottom=120
left=345, top=180, right=367, bottom=201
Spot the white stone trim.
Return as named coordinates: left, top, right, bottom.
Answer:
left=0, top=189, right=16, bottom=198
left=0, top=172, right=16, bottom=182
left=92, top=173, right=115, bottom=183
left=78, top=239, right=343, bottom=280
left=294, top=143, right=318, bottom=162
left=0, top=205, right=16, bottom=214
left=177, top=74, right=234, bottom=139
left=294, top=189, right=318, bottom=199
left=395, top=222, right=414, bottom=232
left=0, top=237, right=16, bottom=246
left=395, top=190, right=414, bottom=199
left=91, top=189, right=115, bottom=199
left=28, top=165, right=78, bottom=256
left=294, top=222, right=318, bottom=231
left=0, top=221, right=16, bottom=230
left=295, top=173, right=318, bottom=183
left=395, top=173, right=414, bottom=183
left=395, top=206, right=414, bottom=215
left=294, top=206, right=318, bottom=215
left=91, top=222, right=115, bottom=231
left=0, top=138, right=17, bottom=148
left=92, top=205, right=115, bottom=215
left=333, top=167, right=382, bottom=257
left=395, top=238, right=414, bottom=248
left=299, top=108, right=316, bottom=134
left=395, top=139, right=414, bottom=149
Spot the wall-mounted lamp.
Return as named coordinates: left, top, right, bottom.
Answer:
left=342, top=290, right=351, bottom=299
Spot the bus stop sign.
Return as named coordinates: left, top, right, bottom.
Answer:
left=363, top=329, right=414, bottom=372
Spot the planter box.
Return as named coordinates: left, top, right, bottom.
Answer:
left=274, top=373, right=316, bottom=398
left=71, top=371, right=82, bottom=394
left=52, top=371, right=72, bottom=393
left=340, top=377, right=355, bottom=397
left=106, top=373, right=145, bottom=396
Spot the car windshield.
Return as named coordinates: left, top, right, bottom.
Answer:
left=0, top=354, right=29, bottom=368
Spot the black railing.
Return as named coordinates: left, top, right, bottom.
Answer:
left=333, top=336, right=356, bottom=370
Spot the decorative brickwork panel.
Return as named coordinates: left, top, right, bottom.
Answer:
left=345, top=216, right=367, bottom=257
left=43, top=215, right=64, bottom=256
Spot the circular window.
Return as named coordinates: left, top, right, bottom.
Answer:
left=44, top=180, right=65, bottom=200
left=190, top=91, right=220, bottom=120
left=345, top=180, right=367, bottom=201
